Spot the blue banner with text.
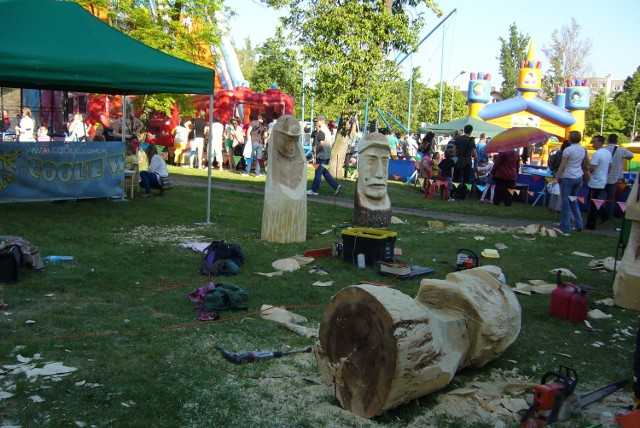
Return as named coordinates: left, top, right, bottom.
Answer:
left=0, top=141, right=126, bottom=202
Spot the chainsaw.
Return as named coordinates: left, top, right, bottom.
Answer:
left=520, top=365, right=629, bottom=427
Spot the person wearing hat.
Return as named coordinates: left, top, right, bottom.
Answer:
left=352, top=132, right=392, bottom=228
left=261, top=115, right=307, bottom=243
left=225, top=116, right=244, bottom=171
left=307, top=115, right=341, bottom=196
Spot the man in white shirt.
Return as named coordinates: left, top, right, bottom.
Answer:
left=604, top=133, right=634, bottom=216
left=585, top=135, right=612, bottom=229
left=208, top=115, right=225, bottom=171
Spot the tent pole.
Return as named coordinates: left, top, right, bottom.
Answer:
left=205, top=94, right=214, bottom=224
left=122, top=95, right=127, bottom=143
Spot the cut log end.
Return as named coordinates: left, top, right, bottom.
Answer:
left=318, top=286, right=397, bottom=418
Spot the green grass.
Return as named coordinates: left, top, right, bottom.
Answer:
left=0, top=167, right=635, bottom=428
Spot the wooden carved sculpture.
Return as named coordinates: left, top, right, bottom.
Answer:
left=261, top=115, right=307, bottom=243
left=613, top=173, right=640, bottom=310
left=352, top=132, right=392, bottom=228
left=314, top=265, right=521, bottom=418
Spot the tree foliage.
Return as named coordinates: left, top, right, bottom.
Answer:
left=541, top=17, right=592, bottom=97
left=585, top=92, right=626, bottom=138
left=73, top=0, right=222, bottom=115
left=251, top=34, right=302, bottom=110
left=235, top=37, right=258, bottom=84
left=613, top=66, right=640, bottom=139
left=497, top=23, right=530, bottom=100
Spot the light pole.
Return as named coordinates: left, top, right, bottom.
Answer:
left=600, top=93, right=607, bottom=135
left=450, top=70, right=466, bottom=121
left=632, top=102, right=640, bottom=142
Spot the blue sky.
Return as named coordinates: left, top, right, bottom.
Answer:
left=227, top=0, right=639, bottom=89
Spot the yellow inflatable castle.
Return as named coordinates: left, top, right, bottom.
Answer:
left=467, top=40, right=591, bottom=164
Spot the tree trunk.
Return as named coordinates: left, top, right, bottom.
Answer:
left=314, top=266, right=521, bottom=418
left=329, top=130, right=348, bottom=178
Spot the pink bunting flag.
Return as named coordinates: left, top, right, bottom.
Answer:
left=591, top=199, right=605, bottom=210
left=531, top=175, right=542, bottom=181
left=618, top=202, right=628, bottom=213
left=312, top=163, right=319, bottom=169
left=392, top=174, right=401, bottom=181
left=528, top=191, right=534, bottom=197
left=577, top=196, right=585, bottom=204
left=508, top=189, right=515, bottom=195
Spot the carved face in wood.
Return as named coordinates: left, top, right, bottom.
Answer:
left=358, top=133, right=390, bottom=201
left=276, top=133, right=298, bottom=158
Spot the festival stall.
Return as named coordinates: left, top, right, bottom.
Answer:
left=0, top=0, right=215, bottom=203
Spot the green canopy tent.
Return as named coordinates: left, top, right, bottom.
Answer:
left=418, top=117, right=506, bottom=138
left=0, top=0, right=213, bottom=94
left=0, top=0, right=218, bottom=222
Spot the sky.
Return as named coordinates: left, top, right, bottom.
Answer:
left=226, top=0, right=640, bottom=90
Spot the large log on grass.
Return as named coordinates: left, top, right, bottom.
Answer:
left=314, top=266, right=521, bottom=418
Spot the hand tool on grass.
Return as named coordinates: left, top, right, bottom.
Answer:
left=216, top=346, right=312, bottom=364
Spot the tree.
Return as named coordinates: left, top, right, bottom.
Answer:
left=497, top=23, right=530, bottom=100
left=73, top=0, right=222, bottom=115
left=235, top=37, right=258, bottom=84
left=613, top=66, right=640, bottom=139
left=541, top=18, right=592, bottom=98
left=251, top=34, right=303, bottom=116
left=260, top=0, right=443, bottom=176
left=585, top=92, right=626, bottom=138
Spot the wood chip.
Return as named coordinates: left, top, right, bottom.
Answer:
left=589, top=309, right=613, bottom=319
left=572, top=251, right=594, bottom=258
left=550, top=268, right=576, bottom=278
left=312, top=281, right=333, bottom=287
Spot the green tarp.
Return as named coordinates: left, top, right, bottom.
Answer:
left=418, top=117, right=506, bottom=138
left=0, top=0, right=214, bottom=95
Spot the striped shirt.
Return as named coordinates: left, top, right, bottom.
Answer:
left=605, top=145, right=634, bottom=184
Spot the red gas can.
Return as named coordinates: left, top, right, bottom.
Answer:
left=568, top=290, right=589, bottom=323
left=550, top=283, right=579, bottom=319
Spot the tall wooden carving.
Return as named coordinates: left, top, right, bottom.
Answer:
left=314, top=266, right=521, bottom=418
left=352, top=132, right=392, bottom=228
left=613, top=173, right=640, bottom=309
left=261, top=115, right=307, bottom=243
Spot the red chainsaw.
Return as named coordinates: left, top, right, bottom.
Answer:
left=520, top=365, right=629, bottom=427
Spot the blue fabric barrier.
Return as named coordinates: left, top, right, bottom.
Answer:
left=0, top=141, right=125, bottom=202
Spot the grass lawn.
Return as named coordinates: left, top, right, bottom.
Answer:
left=0, top=166, right=636, bottom=428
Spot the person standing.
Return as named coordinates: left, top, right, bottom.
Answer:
left=604, top=134, right=634, bottom=217
left=475, top=133, right=489, bottom=162
left=491, top=150, right=520, bottom=207
left=190, top=109, right=207, bottom=169
left=307, top=115, right=341, bottom=196
left=555, top=131, right=586, bottom=232
left=1, top=109, right=11, bottom=132
left=68, top=113, right=88, bottom=141
left=209, top=114, right=225, bottom=171
left=172, top=120, right=189, bottom=166
left=453, top=124, right=477, bottom=200
left=113, top=110, right=144, bottom=143
left=244, top=112, right=266, bottom=177
left=225, top=117, right=243, bottom=171
left=15, top=108, right=35, bottom=142
left=585, top=135, right=612, bottom=229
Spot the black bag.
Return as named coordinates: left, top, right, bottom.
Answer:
left=199, top=241, right=244, bottom=276
left=160, top=176, right=173, bottom=190
left=0, top=245, right=22, bottom=284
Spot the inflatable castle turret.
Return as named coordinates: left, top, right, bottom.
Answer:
left=518, top=40, right=542, bottom=100
left=468, top=72, right=492, bottom=118
left=564, top=79, right=590, bottom=136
